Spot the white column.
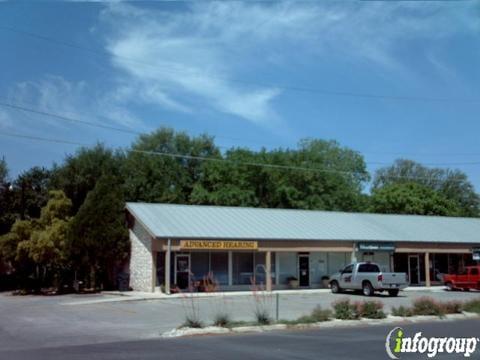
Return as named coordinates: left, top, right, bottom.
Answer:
left=165, top=239, right=171, bottom=294
left=351, top=242, right=357, bottom=263
left=425, top=252, right=431, bottom=287
left=266, top=251, right=272, bottom=292
left=228, top=251, right=233, bottom=286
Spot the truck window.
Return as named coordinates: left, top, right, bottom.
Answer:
left=342, top=265, right=354, bottom=274
left=358, top=264, right=380, bottom=273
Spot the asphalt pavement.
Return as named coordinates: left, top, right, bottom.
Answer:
left=1, top=318, right=479, bottom=360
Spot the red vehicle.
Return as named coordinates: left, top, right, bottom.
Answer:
left=443, top=266, right=480, bottom=291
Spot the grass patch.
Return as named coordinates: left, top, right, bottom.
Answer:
left=391, top=305, right=413, bottom=317
left=463, top=299, right=480, bottom=314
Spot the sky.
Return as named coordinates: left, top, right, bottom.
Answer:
left=0, top=1, right=479, bottom=191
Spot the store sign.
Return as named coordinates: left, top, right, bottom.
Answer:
left=358, top=242, right=395, bottom=252
left=473, top=248, right=480, bottom=261
left=180, top=240, right=258, bottom=250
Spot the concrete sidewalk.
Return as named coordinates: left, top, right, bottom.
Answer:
left=63, top=286, right=448, bottom=306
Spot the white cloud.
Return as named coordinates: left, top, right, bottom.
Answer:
left=7, top=75, right=143, bottom=130
left=99, top=1, right=477, bottom=126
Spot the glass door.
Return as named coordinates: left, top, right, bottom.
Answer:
left=408, top=255, right=420, bottom=285
left=298, top=254, right=310, bottom=287
left=175, top=254, right=191, bottom=290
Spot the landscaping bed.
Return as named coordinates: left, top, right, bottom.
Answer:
left=163, top=297, right=480, bottom=338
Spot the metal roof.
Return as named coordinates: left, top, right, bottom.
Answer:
left=126, top=203, right=480, bottom=244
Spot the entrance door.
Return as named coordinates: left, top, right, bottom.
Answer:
left=408, top=255, right=420, bottom=285
left=298, top=254, right=310, bottom=287
left=175, top=254, right=191, bottom=290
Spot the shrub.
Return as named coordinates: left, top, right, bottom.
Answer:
left=442, top=301, right=463, bottom=314
left=183, top=317, right=203, bottom=328
left=213, top=313, right=232, bottom=327
left=358, top=300, right=386, bottom=319
left=333, top=299, right=360, bottom=320
left=310, top=305, right=332, bottom=322
left=462, top=299, right=480, bottom=314
left=411, top=297, right=445, bottom=316
left=391, top=305, right=413, bottom=317
left=251, top=282, right=273, bottom=325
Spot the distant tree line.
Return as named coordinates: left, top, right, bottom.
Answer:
left=0, top=127, right=479, bottom=292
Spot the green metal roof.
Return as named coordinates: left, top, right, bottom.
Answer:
left=126, top=203, right=480, bottom=244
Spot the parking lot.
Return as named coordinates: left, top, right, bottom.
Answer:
left=0, top=289, right=479, bottom=352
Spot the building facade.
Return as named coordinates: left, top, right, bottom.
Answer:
left=126, top=203, right=480, bottom=293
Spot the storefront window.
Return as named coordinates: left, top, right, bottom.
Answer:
left=277, top=252, right=297, bottom=285
left=211, top=252, right=228, bottom=285
left=233, top=252, right=254, bottom=285
left=190, top=252, right=209, bottom=282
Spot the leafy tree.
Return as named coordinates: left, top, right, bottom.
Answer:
left=192, top=139, right=370, bottom=211
left=369, top=182, right=461, bottom=216
left=124, top=128, right=220, bottom=203
left=0, top=191, right=72, bottom=289
left=50, top=144, right=124, bottom=213
left=0, top=157, right=15, bottom=235
left=372, top=159, right=479, bottom=217
left=69, top=175, right=129, bottom=289
left=11, top=167, right=51, bottom=220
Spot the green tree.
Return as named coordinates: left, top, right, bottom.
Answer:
left=50, top=144, right=124, bottom=213
left=124, top=128, right=220, bottom=203
left=372, top=159, right=479, bottom=217
left=16, top=191, right=72, bottom=287
left=69, top=175, right=129, bottom=289
left=0, top=157, right=15, bottom=235
left=369, top=182, right=461, bottom=216
left=192, top=139, right=370, bottom=211
left=11, top=167, right=51, bottom=220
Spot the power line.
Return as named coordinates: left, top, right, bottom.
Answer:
left=2, top=25, right=480, bottom=103
left=1, top=130, right=476, bottom=183
left=2, top=101, right=480, bottom=167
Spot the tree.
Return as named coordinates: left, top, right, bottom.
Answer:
left=0, top=191, right=72, bottom=289
left=50, top=144, right=124, bottom=213
left=0, top=157, right=15, bottom=235
left=69, top=175, right=129, bottom=289
left=372, top=159, right=479, bottom=217
left=11, top=167, right=51, bottom=220
left=191, top=139, right=370, bottom=211
left=369, top=182, right=461, bottom=216
left=124, top=128, right=220, bottom=203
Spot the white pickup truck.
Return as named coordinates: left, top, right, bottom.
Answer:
left=329, top=262, right=408, bottom=297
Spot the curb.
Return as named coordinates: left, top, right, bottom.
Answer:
left=161, top=312, right=480, bottom=339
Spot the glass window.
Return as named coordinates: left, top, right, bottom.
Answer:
left=278, top=252, right=297, bottom=285
left=190, top=252, right=209, bottom=283
left=211, top=252, right=228, bottom=285
left=342, top=264, right=353, bottom=273
left=328, top=252, right=348, bottom=275
left=233, top=252, right=254, bottom=285
left=358, top=264, right=380, bottom=273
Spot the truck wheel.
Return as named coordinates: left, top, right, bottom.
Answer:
left=445, top=282, right=454, bottom=291
left=330, top=281, right=341, bottom=294
left=362, top=281, right=374, bottom=296
left=388, top=289, right=399, bottom=297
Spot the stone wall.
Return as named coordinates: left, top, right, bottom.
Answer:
left=129, top=221, right=154, bottom=292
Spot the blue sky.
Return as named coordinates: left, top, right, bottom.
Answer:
left=0, top=1, right=479, bottom=191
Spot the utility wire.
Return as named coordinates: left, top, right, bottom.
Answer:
left=1, top=130, right=476, bottom=183
left=2, top=101, right=480, bottom=167
left=1, top=25, right=480, bottom=103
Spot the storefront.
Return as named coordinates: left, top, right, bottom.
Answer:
left=126, top=203, right=480, bottom=293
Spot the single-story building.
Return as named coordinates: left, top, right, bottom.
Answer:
left=126, top=203, right=480, bottom=293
